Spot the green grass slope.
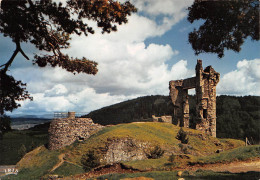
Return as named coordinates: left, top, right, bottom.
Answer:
left=10, top=122, right=248, bottom=179
left=193, top=145, right=260, bottom=164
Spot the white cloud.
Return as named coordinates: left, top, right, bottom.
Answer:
left=105, top=14, right=164, bottom=43
left=217, top=59, right=260, bottom=96
left=131, top=0, right=193, bottom=17
left=130, top=0, right=193, bottom=32
left=10, top=57, right=193, bottom=115
left=45, top=84, right=68, bottom=97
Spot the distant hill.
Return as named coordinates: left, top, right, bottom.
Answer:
left=10, top=117, right=51, bottom=130
left=85, top=95, right=260, bottom=143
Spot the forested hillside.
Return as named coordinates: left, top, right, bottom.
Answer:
left=216, top=96, right=260, bottom=144
left=85, top=95, right=174, bottom=125
left=86, top=95, right=260, bottom=143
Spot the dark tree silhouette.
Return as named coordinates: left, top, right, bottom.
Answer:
left=0, top=72, right=32, bottom=115
left=188, top=0, right=259, bottom=58
left=0, top=0, right=136, bottom=114
left=0, top=114, right=11, bottom=138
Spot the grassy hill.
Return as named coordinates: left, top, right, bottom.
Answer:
left=6, top=122, right=252, bottom=179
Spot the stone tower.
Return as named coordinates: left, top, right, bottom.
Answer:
left=169, top=60, right=220, bottom=137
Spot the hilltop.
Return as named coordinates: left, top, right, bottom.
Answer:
left=10, top=122, right=256, bottom=179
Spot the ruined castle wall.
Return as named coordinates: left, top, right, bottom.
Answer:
left=169, top=80, right=189, bottom=128
left=195, top=65, right=219, bottom=137
left=183, top=77, right=196, bottom=89
left=48, top=118, right=104, bottom=150
left=169, top=60, right=219, bottom=137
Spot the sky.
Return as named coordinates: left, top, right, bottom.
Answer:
left=1, top=0, right=260, bottom=117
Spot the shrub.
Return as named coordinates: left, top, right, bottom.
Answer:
left=81, top=150, right=100, bottom=171
left=176, top=128, right=189, bottom=144
left=178, top=143, right=191, bottom=154
left=146, top=145, right=165, bottom=159
left=168, top=154, right=176, bottom=163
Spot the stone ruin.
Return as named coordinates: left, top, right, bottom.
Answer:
left=48, top=112, right=104, bottom=150
left=152, top=115, right=172, bottom=124
left=169, top=60, right=220, bottom=137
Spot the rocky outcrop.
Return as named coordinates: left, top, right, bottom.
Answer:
left=103, top=138, right=151, bottom=163
left=48, top=118, right=104, bottom=150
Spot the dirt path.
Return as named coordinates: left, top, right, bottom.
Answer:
left=50, top=154, right=65, bottom=172
left=183, top=159, right=260, bottom=173
left=50, top=154, right=83, bottom=173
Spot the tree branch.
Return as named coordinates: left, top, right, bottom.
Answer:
left=19, top=47, right=29, bottom=60
left=2, top=40, right=29, bottom=73
left=0, top=63, right=7, bottom=68
left=2, top=45, right=19, bottom=73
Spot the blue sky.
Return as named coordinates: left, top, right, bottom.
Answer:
left=1, top=0, right=259, bottom=116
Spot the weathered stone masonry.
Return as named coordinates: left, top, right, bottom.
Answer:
left=48, top=113, right=104, bottom=150
left=169, top=60, right=220, bottom=137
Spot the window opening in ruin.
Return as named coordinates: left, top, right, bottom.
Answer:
left=203, top=109, right=207, bottom=119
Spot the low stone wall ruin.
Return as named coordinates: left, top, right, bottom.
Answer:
left=152, top=115, right=172, bottom=124
left=48, top=117, right=104, bottom=150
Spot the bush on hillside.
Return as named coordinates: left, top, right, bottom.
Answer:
left=81, top=150, right=100, bottom=171
left=168, top=153, right=176, bottom=163
left=176, top=128, right=189, bottom=144
left=146, top=145, right=165, bottom=159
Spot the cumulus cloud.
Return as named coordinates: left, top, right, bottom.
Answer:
left=217, top=59, right=260, bottom=96
left=131, top=0, right=193, bottom=16
left=45, top=84, right=68, bottom=97
left=10, top=57, right=193, bottom=115
left=130, top=0, right=193, bottom=32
